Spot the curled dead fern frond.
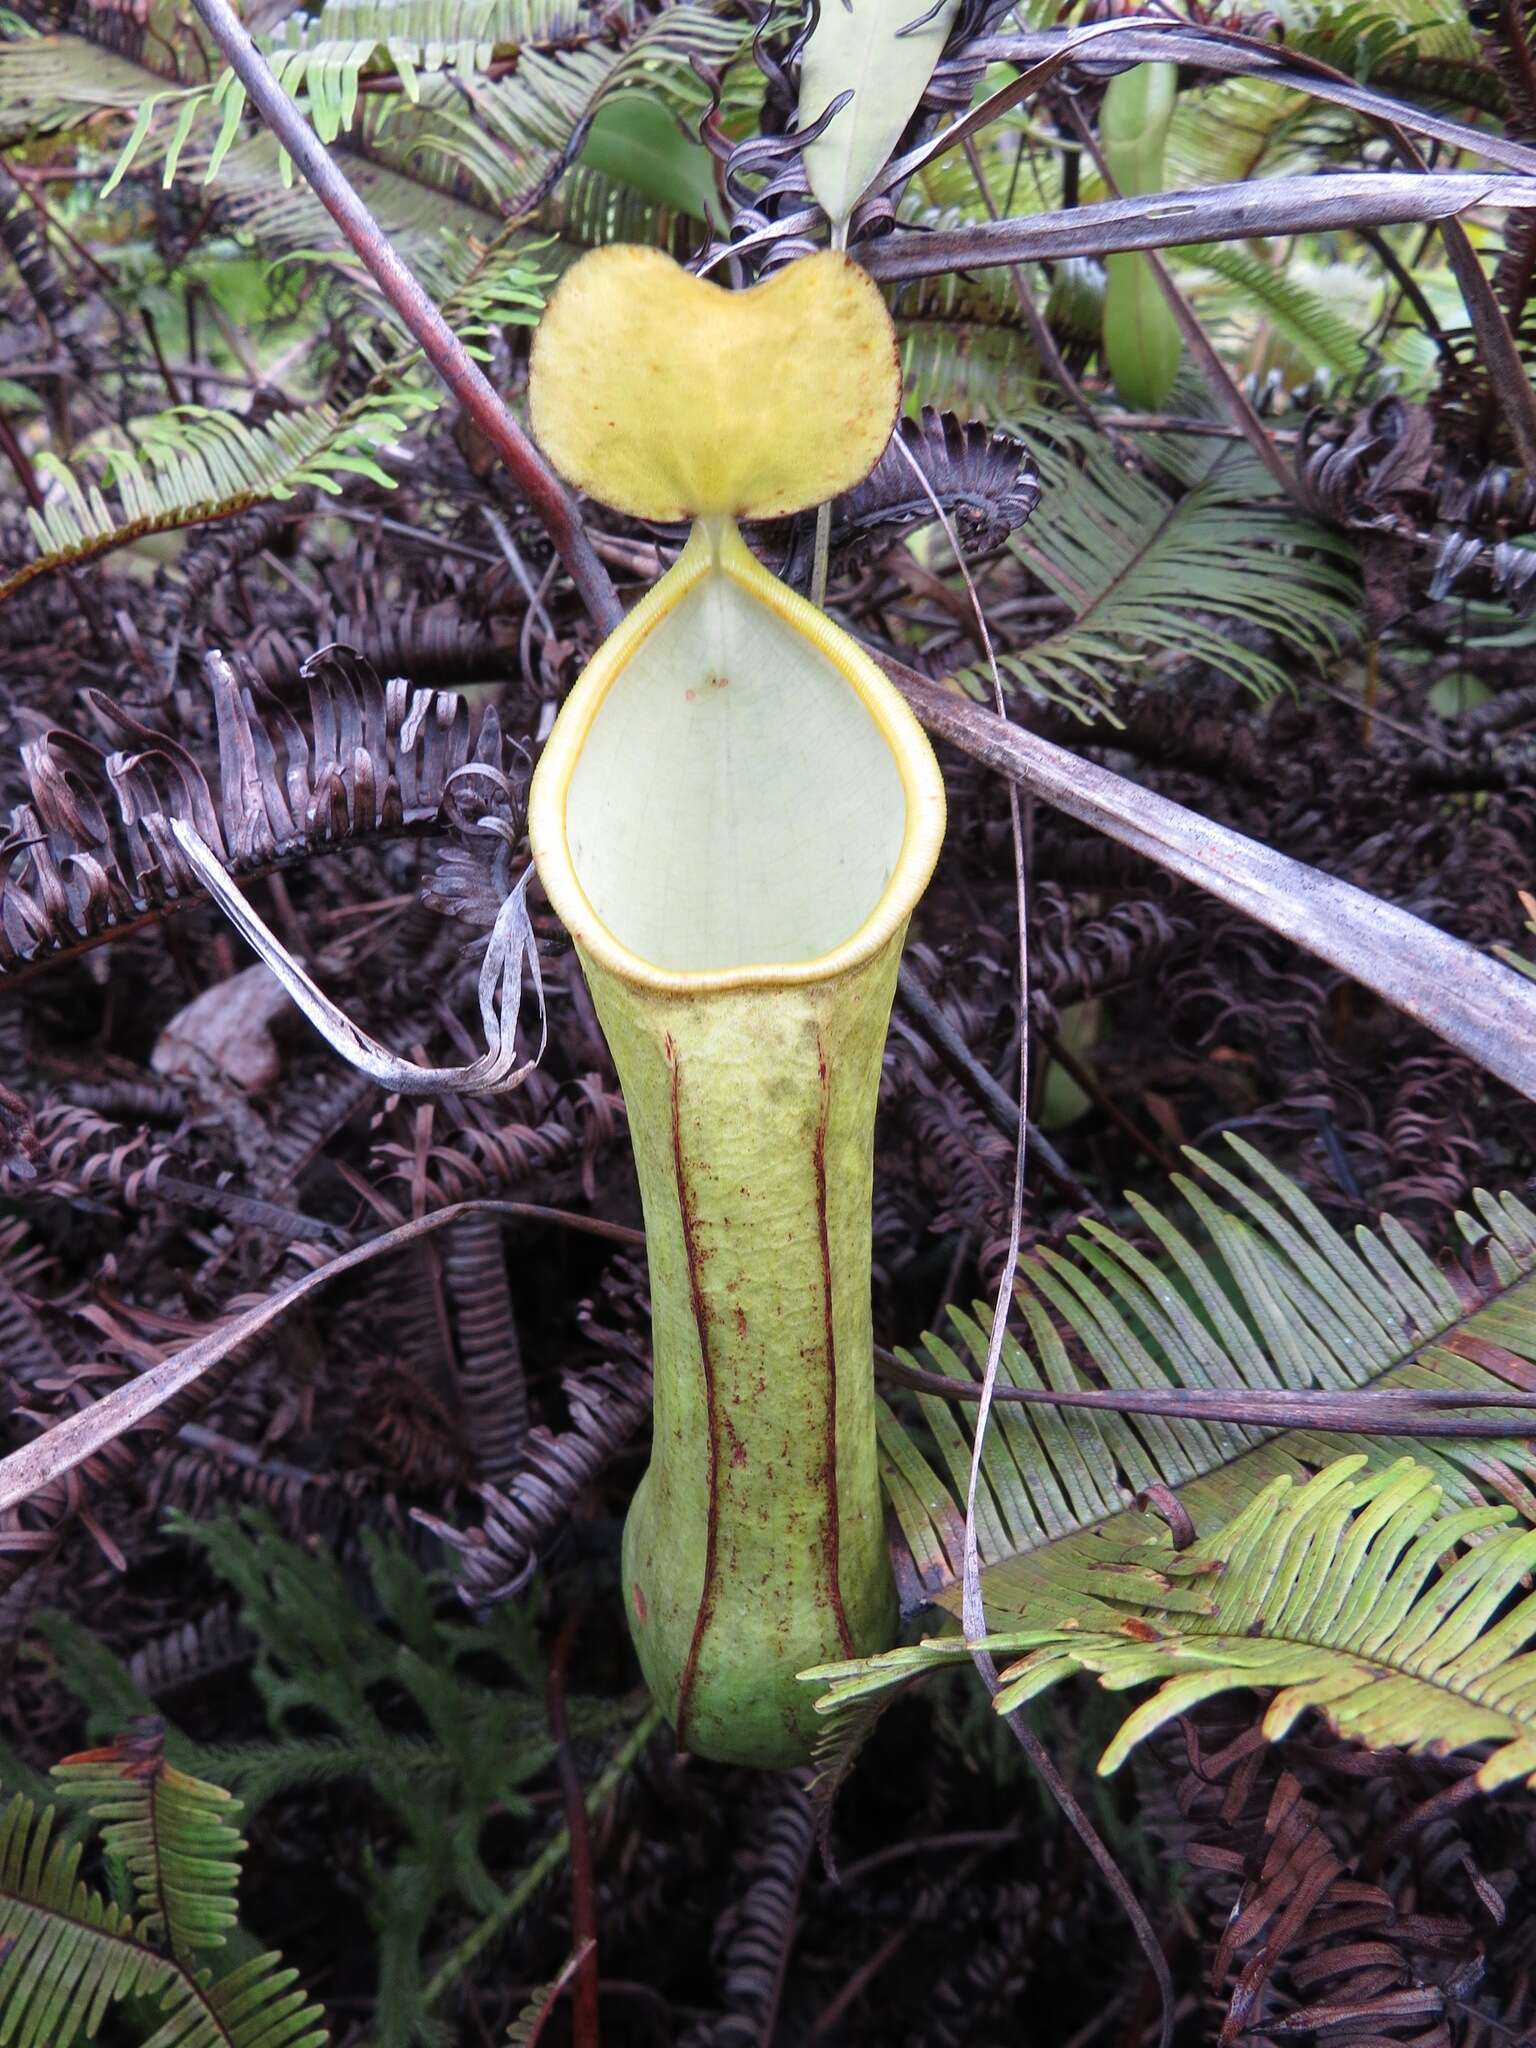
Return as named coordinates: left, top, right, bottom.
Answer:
left=419, top=1352, right=652, bottom=1603
left=765, top=406, right=1041, bottom=587
left=681, top=1773, right=816, bottom=2048
left=0, top=643, right=519, bottom=978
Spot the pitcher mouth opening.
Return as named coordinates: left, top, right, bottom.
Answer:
left=528, top=522, right=945, bottom=996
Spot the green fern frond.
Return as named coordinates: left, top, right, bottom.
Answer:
left=855, top=1138, right=1536, bottom=1636
left=153, top=1948, right=331, bottom=2048
left=0, top=31, right=175, bottom=147
left=542, top=160, right=702, bottom=255
left=949, top=417, right=1359, bottom=716
left=0, top=1793, right=178, bottom=2048
left=52, top=1734, right=244, bottom=1965
left=815, top=1453, right=1536, bottom=1791
left=211, top=134, right=503, bottom=267
left=1164, top=75, right=1318, bottom=190
left=0, top=390, right=439, bottom=601
left=400, top=8, right=741, bottom=218
left=0, top=1736, right=330, bottom=2048
left=1175, top=243, right=1369, bottom=382
left=98, top=0, right=738, bottom=205
left=1279, top=0, right=1482, bottom=77
left=889, top=271, right=1041, bottom=425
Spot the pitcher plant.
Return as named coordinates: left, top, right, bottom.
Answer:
left=526, top=248, right=945, bottom=1765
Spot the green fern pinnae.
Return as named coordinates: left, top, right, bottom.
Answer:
left=401, top=10, right=742, bottom=218
left=0, top=34, right=172, bottom=147
left=1285, top=0, right=1482, bottom=77
left=2, top=393, right=438, bottom=602
left=857, top=1139, right=1536, bottom=1632
left=96, top=1, right=737, bottom=204
left=1175, top=242, right=1369, bottom=381
left=0, top=1794, right=177, bottom=2048
left=0, top=1741, right=330, bottom=2048
left=52, top=1740, right=244, bottom=1964
left=159, top=1949, right=331, bottom=2048
left=947, top=414, right=1359, bottom=717
left=814, top=1454, right=1536, bottom=1787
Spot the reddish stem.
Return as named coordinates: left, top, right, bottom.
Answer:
left=546, top=1610, right=601, bottom=2048
left=185, top=0, right=623, bottom=638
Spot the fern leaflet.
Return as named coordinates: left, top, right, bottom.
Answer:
left=2, top=393, right=438, bottom=602
left=52, top=1730, right=244, bottom=1966
left=814, top=1453, right=1536, bottom=1788
left=0, top=1727, right=329, bottom=2048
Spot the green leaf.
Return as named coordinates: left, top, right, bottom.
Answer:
left=575, top=95, right=721, bottom=225
left=1100, top=62, right=1181, bottom=409
left=799, top=0, right=961, bottom=227
left=841, top=1138, right=1536, bottom=1628
left=1103, top=250, right=1181, bottom=412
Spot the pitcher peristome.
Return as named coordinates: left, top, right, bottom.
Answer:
left=527, top=248, right=945, bottom=1764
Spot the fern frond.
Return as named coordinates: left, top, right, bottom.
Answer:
left=52, top=1729, right=244, bottom=1964
left=541, top=159, right=702, bottom=255
left=399, top=7, right=741, bottom=219
left=210, top=133, right=502, bottom=266
left=0, top=1792, right=177, bottom=2048
left=0, top=30, right=174, bottom=147
left=816, top=1454, right=1536, bottom=1792
left=145, top=1949, right=331, bottom=2048
left=97, top=0, right=738, bottom=206
left=1281, top=0, right=1483, bottom=80
left=0, top=1744, right=330, bottom=2048
left=850, top=1139, right=1536, bottom=1648
left=949, top=416, right=1359, bottom=716
left=1, top=391, right=439, bottom=600
left=1176, top=244, right=1370, bottom=383
left=891, top=269, right=1040, bottom=421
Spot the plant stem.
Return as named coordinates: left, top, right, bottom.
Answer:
left=859, top=173, right=1536, bottom=280
left=185, top=0, right=622, bottom=637
left=420, top=1705, right=661, bottom=2012
left=546, top=1612, right=600, bottom=2048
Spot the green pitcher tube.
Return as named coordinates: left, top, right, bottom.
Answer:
left=526, top=255, right=946, bottom=1765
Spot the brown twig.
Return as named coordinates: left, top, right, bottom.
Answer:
left=860, top=173, right=1536, bottom=280
left=185, top=0, right=622, bottom=637
left=1059, top=96, right=1302, bottom=506
left=875, top=1350, right=1536, bottom=1436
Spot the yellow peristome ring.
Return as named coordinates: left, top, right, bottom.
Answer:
left=528, top=521, right=945, bottom=995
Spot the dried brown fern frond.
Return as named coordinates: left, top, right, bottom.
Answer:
left=0, top=640, right=522, bottom=979
left=419, top=1346, right=652, bottom=1604
left=1174, top=1714, right=1481, bottom=2046
left=2, top=1099, right=341, bottom=1243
